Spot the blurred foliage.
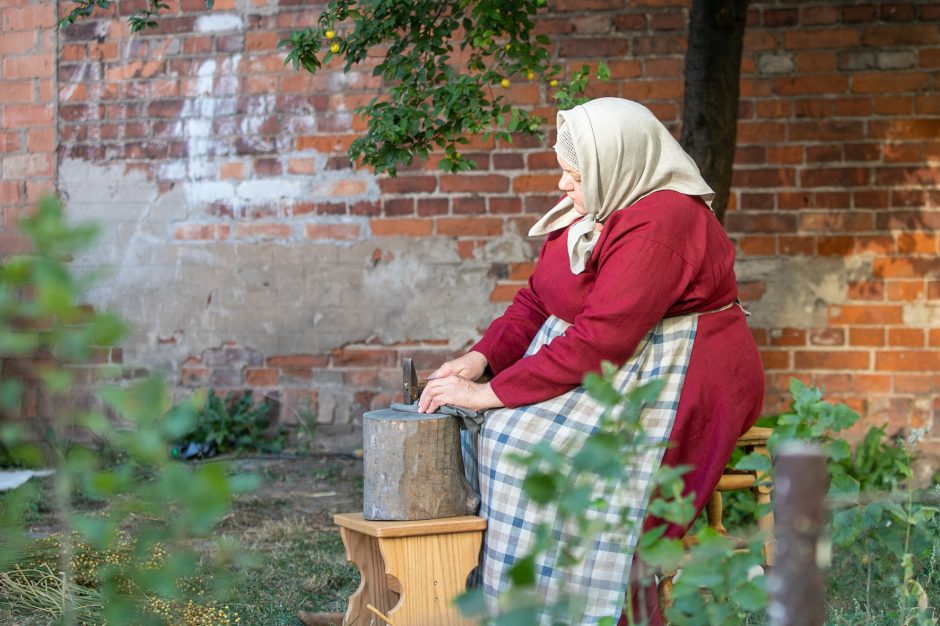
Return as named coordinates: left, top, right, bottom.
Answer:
left=0, top=197, right=256, bottom=625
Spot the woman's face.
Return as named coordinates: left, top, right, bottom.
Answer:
left=557, top=155, right=585, bottom=215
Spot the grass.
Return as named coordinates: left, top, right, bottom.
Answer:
left=4, top=455, right=937, bottom=625
left=227, top=520, right=357, bottom=624
left=1, top=455, right=363, bottom=626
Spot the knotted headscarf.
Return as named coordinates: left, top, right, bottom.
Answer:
left=529, top=98, right=715, bottom=274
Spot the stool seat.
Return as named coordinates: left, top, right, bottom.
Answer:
left=335, top=512, right=486, bottom=538
left=335, top=512, right=486, bottom=626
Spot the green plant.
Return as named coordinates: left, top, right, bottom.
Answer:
left=0, top=197, right=256, bottom=625
left=180, top=390, right=283, bottom=454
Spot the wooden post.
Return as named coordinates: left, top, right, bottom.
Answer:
left=768, top=442, right=827, bottom=626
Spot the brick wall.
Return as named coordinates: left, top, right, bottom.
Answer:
left=0, top=0, right=57, bottom=249
left=1, top=0, right=937, bottom=460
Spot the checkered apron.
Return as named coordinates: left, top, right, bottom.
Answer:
left=461, top=313, right=697, bottom=624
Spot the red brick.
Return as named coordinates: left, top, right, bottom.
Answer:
left=930, top=329, right=940, bottom=347
left=784, top=29, right=860, bottom=50
left=304, top=223, right=361, bottom=241
left=415, top=198, right=448, bottom=216
left=330, top=348, right=397, bottom=368
left=489, top=198, right=523, bottom=214
left=172, top=223, right=231, bottom=241
left=621, top=79, right=684, bottom=101
left=559, top=37, right=629, bottom=58
left=508, top=262, right=536, bottom=281
left=801, top=5, right=839, bottom=25
left=888, top=328, right=925, bottom=348
left=853, top=374, right=892, bottom=394
left=489, top=283, right=525, bottom=302
left=847, top=280, right=884, bottom=301
left=895, top=233, right=936, bottom=254
left=266, top=355, right=328, bottom=368
left=809, top=328, right=845, bottom=347
left=379, top=175, right=437, bottom=194
left=235, top=223, right=291, bottom=240
left=849, top=328, right=885, bottom=348
left=852, top=72, right=930, bottom=94
left=436, top=217, right=503, bottom=237
left=769, top=328, right=805, bottom=346
left=862, top=24, right=938, bottom=46
left=760, top=350, right=790, bottom=370
left=779, top=236, right=816, bottom=256
left=873, top=257, right=940, bottom=278
left=894, top=374, right=938, bottom=394
left=875, top=351, right=940, bottom=372
left=453, top=197, right=486, bottom=215
left=794, top=350, right=870, bottom=370
left=245, top=368, right=279, bottom=387
left=738, top=281, right=765, bottom=302
left=828, top=304, right=904, bottom=325
left=2, top=4, right=56, bottom=29
left=737, top=235, right=776, bottom=256
left=886, top=280, right=926, bottom=301
left=370, top=218, right=433, bottom=237
left=817, top=236, right=854, bottom=256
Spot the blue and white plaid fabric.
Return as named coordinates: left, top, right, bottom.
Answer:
left=462, top=313, right=697, bottom=624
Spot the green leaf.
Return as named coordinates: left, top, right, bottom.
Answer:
left=522, top=472, right=557, bottom=505
left=735, top=579, right=767, bottom=611
left=734, top=452, right=772, bottom=473
left=508, top=555, right=535, bottom=586
left=455, top=588, right=487, bottom=617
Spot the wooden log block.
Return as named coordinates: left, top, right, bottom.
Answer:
left=363, top=408, right=480, bottom=521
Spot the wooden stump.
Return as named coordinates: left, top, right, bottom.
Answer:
left=363, top=408, right=480, bottom=521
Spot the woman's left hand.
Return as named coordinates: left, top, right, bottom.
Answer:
left=418, top=376, right=502, bottom=414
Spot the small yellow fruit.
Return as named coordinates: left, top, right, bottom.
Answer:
left=330, top=43, right=340, bottom=53
left=505, top=43, right=511, bottom=50
left=500, top=78, right=510, bottom=88
left=526, top=71, right=535, bottom=80
left=325, top=30, right=335, bottom=39
left=549, top=79, right=558, bottom=87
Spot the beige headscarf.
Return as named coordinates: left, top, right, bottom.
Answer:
left=529, top=97, right=715, bottom=274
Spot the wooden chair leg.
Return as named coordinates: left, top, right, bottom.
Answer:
left=705, top=490, right=726, bottom=535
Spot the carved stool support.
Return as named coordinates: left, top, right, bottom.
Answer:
left=335, top=513, right=485, bottom=626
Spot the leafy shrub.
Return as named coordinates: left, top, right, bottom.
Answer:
left=178, top=389, right=283, bottom=455
left=0, top=197, right=255, bottom=625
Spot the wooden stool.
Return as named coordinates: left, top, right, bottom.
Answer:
left=334, top=512, right=486, bottom=626
left=658, top=426, right=774, bottom=616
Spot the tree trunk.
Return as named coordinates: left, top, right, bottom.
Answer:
left=362, top=408, right=480, bottom=521
left=681, top=0, right=750, bottom=224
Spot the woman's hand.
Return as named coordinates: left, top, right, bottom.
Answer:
left=428, top=351, right=488, bottom=382
left=418, top=378, right=503, bottom=414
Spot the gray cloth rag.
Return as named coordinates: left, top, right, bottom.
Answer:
left=389, top=401, right=485, bottom=433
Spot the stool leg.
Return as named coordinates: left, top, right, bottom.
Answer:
left=705, top=490, right=727, bottom=535
left=658, top=573, right=675, bottom=624
left=340, top=527, right=399, bottom=626
left=753, top=444, right=775, bottom=567
left=379, top=531, right=483, bottom=626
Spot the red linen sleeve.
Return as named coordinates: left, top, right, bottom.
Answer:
left=471, top=282, right=549, bottom=375
left=488, top=233, right=698, bottom=408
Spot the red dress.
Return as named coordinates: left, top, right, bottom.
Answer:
left=472, top=190, right=765, bottom=624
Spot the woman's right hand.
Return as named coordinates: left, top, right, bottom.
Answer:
left=428, top=351, right=488, bottom=382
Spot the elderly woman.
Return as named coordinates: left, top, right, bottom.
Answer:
left=418, top=97, right=764, bottom=625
